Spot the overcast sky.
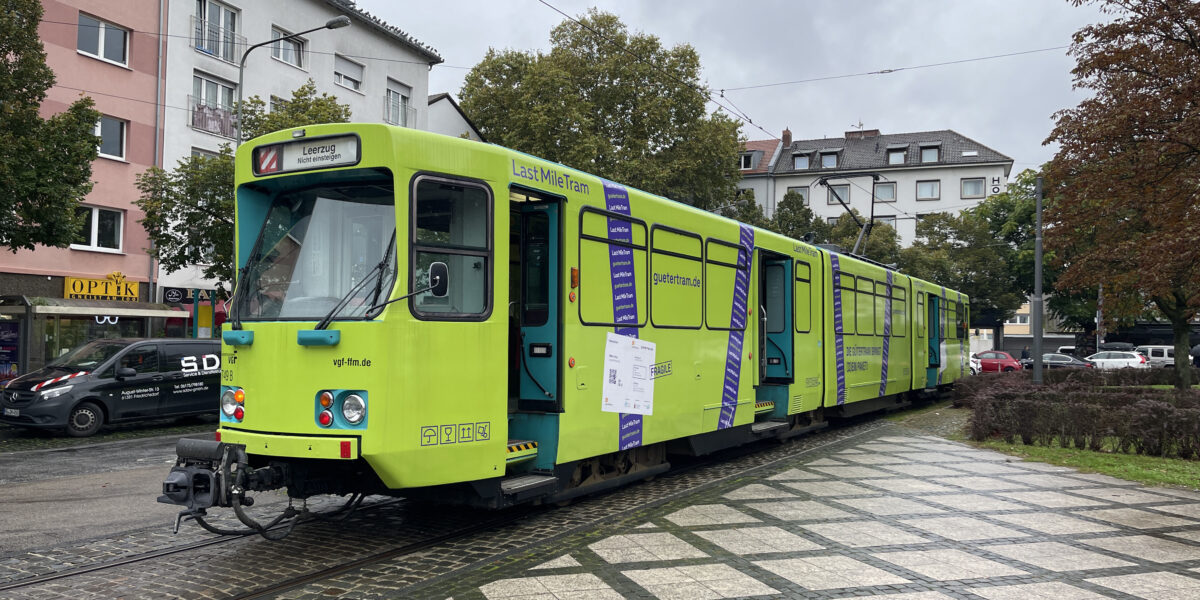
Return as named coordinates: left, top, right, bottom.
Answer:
left=361, top=0, right=1108, bottom=172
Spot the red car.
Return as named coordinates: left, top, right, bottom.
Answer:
left=976, top=350, right=1023, bottom=372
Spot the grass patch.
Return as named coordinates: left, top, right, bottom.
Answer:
left=974, top=439, right=1200, bottom=489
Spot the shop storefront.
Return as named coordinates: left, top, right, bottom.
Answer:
left=0, top=291, right=183, bottom=380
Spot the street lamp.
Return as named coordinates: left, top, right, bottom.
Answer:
left=235, top=15, right=351, bottom=143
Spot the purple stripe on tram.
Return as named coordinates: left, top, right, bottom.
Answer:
left=831, top=255, right=847, bottom=406
left=718, top=224, right=754, bottom=429
left=879, top=271, right=894, bottom=397
left=603, top=181, right=642, bottom=450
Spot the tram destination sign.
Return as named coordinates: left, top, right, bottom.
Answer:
left=253, top=135, right=360, bottom=176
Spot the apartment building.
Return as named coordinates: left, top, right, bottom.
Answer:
left=739, top=128, right=1014, bottom=246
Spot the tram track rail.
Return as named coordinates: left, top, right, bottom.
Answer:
left=1, top=417, right=891, bottom=599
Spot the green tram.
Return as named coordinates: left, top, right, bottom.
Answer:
left=159, top=123, right=968, bottom=533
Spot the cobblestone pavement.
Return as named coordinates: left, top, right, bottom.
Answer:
left=0, top=419, right=216, bottom=453
left=4, top=420, right=1200, bottom=599
left=413, top=426, right=1200, bottom=600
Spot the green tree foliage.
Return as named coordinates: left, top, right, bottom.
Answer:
left=135, top=81, right=350, bottom=296
left=460, top=10, right=742, bottom=209
left=0, top=0, right=101, bottom=252
left=769, top=189, right=830, bottom=243
left=825, top=210, right=901, bottom=266
left=1045, top=0, right=1200, bottom=387
left=899, top=209, right=1024, bottom=327
left=716, top=189, right=769, bottom=230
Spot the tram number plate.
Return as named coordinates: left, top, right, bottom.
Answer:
left=3, top=408, right=18, bottom=417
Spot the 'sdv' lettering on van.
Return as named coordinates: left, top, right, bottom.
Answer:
left=181, top=354, right=221, bottom=374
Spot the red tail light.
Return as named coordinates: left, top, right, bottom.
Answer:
left=1140, top=354, right=1147, bottom=363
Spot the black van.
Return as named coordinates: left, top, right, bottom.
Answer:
left=0, top=338, right=220, bottom=437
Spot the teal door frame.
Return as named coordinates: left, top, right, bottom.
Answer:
left=926, top=294, right=941, bottom=388
left=761, top=253, right=793, bottom=383
left=517, top=201, right=561, bottom=412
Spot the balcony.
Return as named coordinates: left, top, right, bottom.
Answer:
left=188, top=96, right=236, bottom=139
left=382, top=97, right=416, bottom=128
left=191, top=16, right=244, bottom=64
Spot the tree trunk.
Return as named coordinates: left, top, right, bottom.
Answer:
left=1173, top=318, right=1194, bottom=390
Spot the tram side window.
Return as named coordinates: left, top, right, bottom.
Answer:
left=650, top=227, right=702, bottom=328
left=941, top=300, right=951, bottom=340
left=957, top=301, right=967, bottom=339
left=834, top=270, right=855, bottom=335
left=794, top=261, right=812, bottom=333
left=874, top=280, right=888, bottom=336
left=892, top=287, right=907, bottom=337
left=412, top=177, right=491, bottom=318
left=579, top=208, right=648, bottom=327
left=704, top=239, right=749, bottom=330
left=856, top=276, right=875, bottom=336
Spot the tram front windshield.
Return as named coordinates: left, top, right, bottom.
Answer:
left=239, top=178, right=396, bottom=321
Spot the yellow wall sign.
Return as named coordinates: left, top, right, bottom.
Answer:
left=64, top=272, right=139, bottom=302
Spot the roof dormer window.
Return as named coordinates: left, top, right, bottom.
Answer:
left=793, top=154, right=809, bottom=169
left=920, top=144, right=941, bottom=163
left=820, top=152, right=838, bottom=168
left=740, top=153, right=753, bottom=170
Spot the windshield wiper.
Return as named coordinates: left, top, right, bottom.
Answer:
left=313, top=230, right=396, bottom=331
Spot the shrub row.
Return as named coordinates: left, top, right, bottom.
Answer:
left=961, top=371, right=1200, bottom=459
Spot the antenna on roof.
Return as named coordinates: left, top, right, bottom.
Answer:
left=851, top=120, right=863, bottom=131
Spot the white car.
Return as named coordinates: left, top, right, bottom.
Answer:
left=969, top=354, right=982, bottom=375
left=1085, top=351, right=1149, bottom=369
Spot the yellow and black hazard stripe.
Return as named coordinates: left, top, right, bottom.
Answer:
left=506, top=440, right=539, bottom=463
left=754, top=401, right=775, bottom=414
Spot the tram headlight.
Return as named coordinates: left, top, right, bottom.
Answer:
left=221, top=389, right=239, bottom=416
left=342, top=394, right=366, bottom=424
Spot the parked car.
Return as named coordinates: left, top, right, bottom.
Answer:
left=1134, top=345, right=1175, bottom=368
left=1085, top=350, right=1148, bottom=370
left=1056, top=345, right=1076, bottom=356
left=1020, top=353, right=1095, bottom=370
left=977, top=350, right=1023, bottom=372
left=0, top=338, right=220, bottom=437
left=969, top=353, right=982, bottom=375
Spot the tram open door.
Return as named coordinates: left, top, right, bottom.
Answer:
left=926, top=294, right=941, bottom=388
left=507, top=188, right=563, bottom=472
left=755, top=249, right=794, bottom=418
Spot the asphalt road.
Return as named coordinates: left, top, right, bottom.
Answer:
left=0, top=433, right=211, bottom=554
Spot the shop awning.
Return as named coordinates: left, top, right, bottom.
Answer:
left=0, top=296, right=184, bottom=319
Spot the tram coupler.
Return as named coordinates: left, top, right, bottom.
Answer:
left=158, top=438, right=246, bottom=512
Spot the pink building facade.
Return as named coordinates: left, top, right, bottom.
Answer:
left=0, top=0, right=178, bottom=376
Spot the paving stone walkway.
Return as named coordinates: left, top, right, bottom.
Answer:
left=424, top=429, right=1200, bottom=600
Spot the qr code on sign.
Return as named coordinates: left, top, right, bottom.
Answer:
left=608, top=369, right=617, bottom=384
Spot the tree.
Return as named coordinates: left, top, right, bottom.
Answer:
left=135, top=81, right=351, bottom=296
left=1045, top=0, right=1200, bottom=388
left=769, top=189, right=831, bottom=243
left=0, top=0, right=101, bottom=252
left=717, top=189, right=769, bottom=230
left=459, top=10, right=742, bottom=209
left=899, top=209, right=1024, bottom=328
left=825, top=211, right=902, bottom=266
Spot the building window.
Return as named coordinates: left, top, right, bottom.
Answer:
left=961, top=177, right=985, bottom=199
left=384, top=79, right=411, bottom=126
left=1005, top=314, right=1030, bottom=325
left=873, top=182, right=896, bottom=203
left=270, top=95, right=289, bottom=113
left=827, top=184, right=849, bottom=205
left=827, top=216, right=840, bottom=226
left=821, top=152, right=837, bottom=168
left=874, top=215, right=896, bottom=229
left=194, top=1, right=240, bottom=63
left=95, top=116, right=126, bottom=160
left=271, top=27, right=304, bottom=68
left=888, top=149, right=905, bottom=165
left=793, top=154, right=809, bottom=169
left=78, top=13, right=129, bottom=66
left=73, top=206, right=123, bottom=251
left=786, top=186, right=809, bottom=206
left=190, top=73, right=236, bottom=138
left=916, top=180, right=941, bottom=201
left=334, top=55, right=364, bottom=91
left=920, top=146, right=939, bottom=163
left=191, top=147, right=219, bottom=160
left=739, top=154, right=753, bottom=169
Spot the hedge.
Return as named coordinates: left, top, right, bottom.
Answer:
left=960, top=369, right=1200, bottom=460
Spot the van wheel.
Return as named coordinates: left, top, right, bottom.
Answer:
left=66, top=402, right=103, bottom=437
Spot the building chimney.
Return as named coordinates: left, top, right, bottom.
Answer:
left=845, top=128, right=881, bottom=139
left=782, top=128, right=792, bottom=148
